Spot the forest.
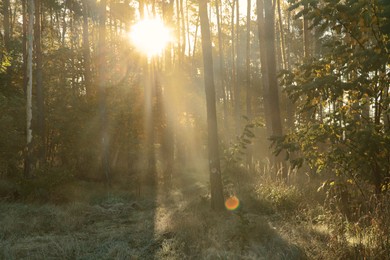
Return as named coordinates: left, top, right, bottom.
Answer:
left=0, top=0, right=389, bottom=258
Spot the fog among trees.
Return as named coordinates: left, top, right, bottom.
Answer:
left=0, top=0, right=389, bottom=258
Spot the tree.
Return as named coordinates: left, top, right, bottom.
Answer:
left=35, top=0, right=45, bottom=166
left=82, top=0, right=92, bottom=97
left=245, top=0, right=252, bottom=169
left=98, top=0, right=111, bottom=186
left=215, top=0, right=228, bottom=130
left=24, top=0, right=34, bottom=178
left=2, top=0, right=11, bottom=51
left=199, top=0, right=225, bottom=210
left=279, top=0, right=390, bottom=195
left=257, top=0, right=285, bottom=177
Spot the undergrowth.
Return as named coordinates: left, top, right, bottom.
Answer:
left=0, top=165, right=389, bottom=259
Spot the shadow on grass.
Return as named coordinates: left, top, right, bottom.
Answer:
left=0, top=180, right=160, bottom=259
left=152, top=168, right=308, bottom=260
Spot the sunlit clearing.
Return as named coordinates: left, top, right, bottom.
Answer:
left=129, top=18, right=172, bottom=58
left=225, top=196, right=240, bottom=211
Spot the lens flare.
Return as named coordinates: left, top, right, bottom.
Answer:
left=225, top=196, right=240, bottom=211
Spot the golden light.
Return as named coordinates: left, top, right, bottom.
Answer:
left=129, top=18, right=172, bottom=58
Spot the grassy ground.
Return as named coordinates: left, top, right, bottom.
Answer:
left=0, top=169, right=388, bottom=259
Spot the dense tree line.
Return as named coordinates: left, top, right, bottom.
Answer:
left=0, top=0, right=389, bottom=211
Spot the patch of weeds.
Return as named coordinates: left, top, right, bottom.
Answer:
left=89, top=191, right=135, bottom=206
left=155, top=237, right=186, bottom=259
left=0, top=203, right=68, bottom=237
left=254, top=181, right=303, bottom=213
left=168, top=194, right=306, bottom=259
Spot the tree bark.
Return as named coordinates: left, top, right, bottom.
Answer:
left=257, top=0, right=285, bottom=178
left=35, top=0, right=45, bottom=166
left=246, top=0, right=253, bottom=169
left=215, top=0, right=228, bottom=131
left=82, top=0, right=92, bottom=97
left=235, top=0, right=241, bottom=134
left=3, top=0, right=11, bottom=51
left=231, top=0, right=236, bottom=107
left=199, top=0, right=225, bottom=211
left=303, top=4, right=310, bottom=58
left=98, top=0, right=111, bottom=186
left=24, top=0, right=34, bottom=178
left=22, top=0, right=28, bottom=95
left=256, top=0, right=271, bottom=137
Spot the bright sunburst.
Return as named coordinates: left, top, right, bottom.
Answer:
left=129, top=18, right=172, bottom=58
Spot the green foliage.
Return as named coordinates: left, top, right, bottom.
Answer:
left=254, top=179, right=303, bottom=213
left=223, top=119, right=259, bottom=166
left=279, top=0, right=390, bottom=196
left=17, top=167, right=74, bottom=202
left=0, top=93, right=25, bottom=178
left=0, top=51, right=11, bottom=73
left=222, top=118, right=263, bottom=193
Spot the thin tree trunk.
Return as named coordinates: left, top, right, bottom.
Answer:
left=176, top=0, right=182, bottom=64
left=3, top=0, right=11, bottom=51
left=286, top=10, right=294, bottom=129
left=180, top=0, right=186, bottom=59
left=233, top=0, right=241, bottom=136
left=264, top=0, right=283, bottom=146
left=22, top=0, right=28, bottom=95
left=246, top=0, right=253, bottom=169
left=231, top=0, right=236, bottom=115
left=162, top=0, right=175, bottom=185
left=215, top=0, right=228, bottom=130
left=258, top=0, right=285, bottom=178
left=98, top=0, right=111, bottom=186
left=303, top=4, right=309, bottom=58
left=277, top=0, right=286, bottom=69
left=35, top=0, right=45, bottom=166
left=24, top=0, right=34, bottom=178
left=186, top=0, right=191, bottom=57
left=82, top=0, right=92, bottom=97
left=192, top=14, right=199, bottom=60
left=256, top=0, right=271, bottom=137
left=229, top=0, right=238, bottom=134
left=199, top=0, right=225, bottom=211
left=235, top=0, right=240, bottom=134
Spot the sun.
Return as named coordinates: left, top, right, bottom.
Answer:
left=129, top=18, right=172, bottom=58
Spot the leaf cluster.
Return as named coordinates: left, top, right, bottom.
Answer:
left=278, top=0, right=390, bottom=196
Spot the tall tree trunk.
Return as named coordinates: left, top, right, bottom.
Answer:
left=35, top=0, right=45, bottom=167
left=277, top=0, right=286, bottom=70
left=3, top=0, right=11, bottom=51
left=258, top=0, right=285, bottom=178
left=285, top=10, right=294, bottom=129
left=199, top=0, right=225, bottom=211
left=231, top=0, right=236, bottom=109
left=303, top=4, right=310, bottom=58
left=98, top=0, right=111, bottom=186
left=22, top=0, right=28, bottom=94
left=162, top=0, right=175, bottom=185
left=24, top=0, right=34, bottom=178
left=192, top=14, right=199, bottom=60
left=264, top=1, right=282, bottom=137
left=82, top=0, right=92, bottom=97
left=176, top=0, right=182, bottom=64
left=186, top=0, right=191, bottom=57
left=180, top=0, right=186, bottom=59
left=234, top=0, right=241, bottom=134
left=215, top=0, right=228, bottom=131
left=256, top=0, right=271, bottom=137
left=246, top=0, right=253, bottom=169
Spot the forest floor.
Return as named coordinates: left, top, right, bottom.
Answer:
left=0, top=167, right=371, bottom=259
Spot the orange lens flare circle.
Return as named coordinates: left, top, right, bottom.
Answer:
left=225, top=196, right=240, bottom=211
